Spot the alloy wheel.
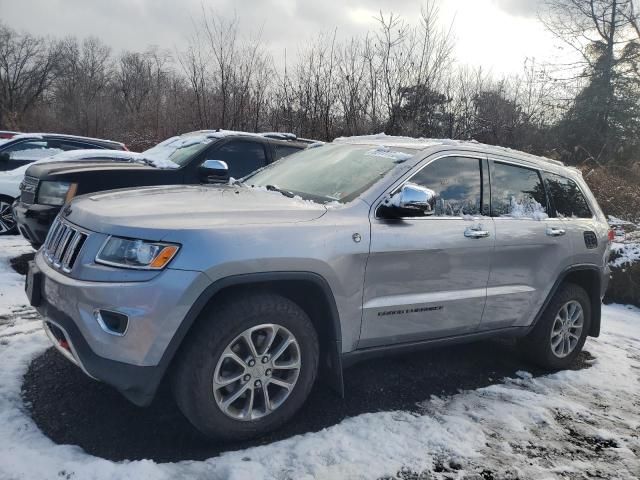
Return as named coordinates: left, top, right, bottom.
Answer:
left=0, top=201, right=16, bottom=234
left=212, top=323, right=301, bottom=421
left=550, top=300, right=584, bottom=358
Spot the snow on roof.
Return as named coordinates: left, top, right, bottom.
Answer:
left=334, top=133, right=444, bottom=150
left=334, top=133, right=567, bottom=170
left=8, top=149, right=141, bottom=175
left=179, top=130, right=314, bottom=143
left=9, top=133, right=124, bottom=146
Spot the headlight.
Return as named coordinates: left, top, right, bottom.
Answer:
left=96, top=237, right=180, bottom=270
left=37, top=181, right=77, bottom=206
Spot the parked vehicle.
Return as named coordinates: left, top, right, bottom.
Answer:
left=0, top=149, right=140, bottom=235
left=0, top=130, right=20, bottom=140
left=28, top=135, right=610, bottom=441
left=14, top=130, right=312, bottom=247
left=0, top=133, right=127, bottom=172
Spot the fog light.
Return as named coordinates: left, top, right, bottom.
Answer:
left=94, top=309, right=129, bottom=336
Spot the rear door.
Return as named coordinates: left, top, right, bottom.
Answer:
left=480, top=159, right=573, bottom=331
left=360, top=154, right=494, bottom=348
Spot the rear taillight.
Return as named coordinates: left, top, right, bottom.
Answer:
left=608, top=229, right=615, bottom=243
left=122, top=144, right=130, bottom=151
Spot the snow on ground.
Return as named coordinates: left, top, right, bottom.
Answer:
left=0, top=236, right=639, bottom=479
left=611, top=242, right=640, bottom=268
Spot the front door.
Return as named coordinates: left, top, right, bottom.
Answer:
left=359, top=154, right=495, bottom=348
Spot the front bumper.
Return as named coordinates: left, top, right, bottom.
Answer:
left=13, top=200, right=59, bottom=248
left=32, top=253, right=211, bottom=405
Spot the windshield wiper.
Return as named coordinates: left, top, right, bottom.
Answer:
left=265, top=184, right=295, bottom=198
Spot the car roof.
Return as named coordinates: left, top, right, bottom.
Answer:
left=333, top=133, right=573, bottom=175
left=9, top=133, right=125, bottom=147
left=177, top=129, right=320, bottom=148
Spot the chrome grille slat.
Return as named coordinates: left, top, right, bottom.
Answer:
left=49, top=224, right=66, bottom=256
left=61, top=231, right=82, bottom=271
left=53, top=228, right=74, bottom=266
left=44, top=220, right=61, bottom=251
left=43, top=218, right=88, bottom=273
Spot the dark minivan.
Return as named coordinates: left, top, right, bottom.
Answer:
left=14, top=130, right=314, bottom=247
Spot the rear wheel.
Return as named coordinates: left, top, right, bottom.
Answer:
left=0, top=196, right=17, bottom=235
left=520, top=283, right=591, bottom=370
left=171, top=292, right=319, bottom=440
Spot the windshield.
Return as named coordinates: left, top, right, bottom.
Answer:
left=245, top=144, right=415, bottom=203
left=141, top=135, right=212, bottom=168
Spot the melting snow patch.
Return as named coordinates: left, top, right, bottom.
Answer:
left=610, top=242, right=640, bottom=268
left=364, top=146, right=413, bottom=162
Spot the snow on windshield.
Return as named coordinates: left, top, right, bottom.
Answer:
left=364, top=146, right=414, bottom=162
left=141, top=135, right=214, bottom=169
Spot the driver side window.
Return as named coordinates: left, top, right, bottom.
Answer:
left=213, top=140, right=268, bottom=178
left=406, top=156, right=486, bottom=217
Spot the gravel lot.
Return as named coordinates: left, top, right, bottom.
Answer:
left=22, top=336, right=585, bottom=463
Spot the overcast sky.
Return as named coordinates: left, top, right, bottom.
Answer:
left=0, top=0, right=564, bottom=75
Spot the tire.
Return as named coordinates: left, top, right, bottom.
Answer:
left=0, top=196, right=18, bottom=236
left=520, top=282, right=591, bottom=370
left=171, top=292, right=319, bottom=441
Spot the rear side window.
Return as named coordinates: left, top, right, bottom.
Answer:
left=491, top=162, right=548, bottom=219
left=274, top=145, right=303, bottom=160
left=544, top=173, right=592, bottom=218
left=214, top=140, right=268, bottom=178
left=48, top=140, right=101, bottom=151
left=2, top=140, right=64, bottom=161
left=408, top=156, right=484, bottom=217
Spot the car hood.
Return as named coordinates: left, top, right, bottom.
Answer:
left=65, top=185, right=328, bottom=237
left=26, top=160, right=155, bottom=178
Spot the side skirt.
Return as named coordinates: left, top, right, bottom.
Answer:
left=341, top=326, right=530, bottom=369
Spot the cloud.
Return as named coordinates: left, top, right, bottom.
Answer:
left=491, top=0, right=545, bottom=18
left=0, top=0, right=558, bottom=75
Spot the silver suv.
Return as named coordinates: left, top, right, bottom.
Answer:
left=28, top=135, right=611, bottom=440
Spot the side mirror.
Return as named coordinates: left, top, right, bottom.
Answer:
left=199, top=159, right=229, bottom=183
left=386, top=183, right=436, bottom=214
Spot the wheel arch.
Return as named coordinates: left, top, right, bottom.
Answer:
left=160, top=271, right=345, bottom=397
left=532, top=264, right=603, bottom=337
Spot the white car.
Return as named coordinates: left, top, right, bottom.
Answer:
left=0, top=149, right=140, bottom=235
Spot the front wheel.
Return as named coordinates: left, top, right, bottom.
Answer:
left=0, top=197, right=18, bottom=235
left=171, top=292, right=319, bottom=440
left=520, top=283, right=591, bottom=370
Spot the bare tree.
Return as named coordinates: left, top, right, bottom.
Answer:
left=0, top=24, right=59, bottom=128
left=53, top=37, right=111, bottom=136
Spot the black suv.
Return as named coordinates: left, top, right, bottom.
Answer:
left=14, top=130, right=313, bottom=247
left=0, top=133, right=127, bottom=171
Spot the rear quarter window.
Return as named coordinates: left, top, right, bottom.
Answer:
left=274, top=145, right=303, bottom=160
left=543, top=172, right=592, bottom=218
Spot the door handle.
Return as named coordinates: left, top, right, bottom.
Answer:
left=546, top=227, right=566, bottom=237
left=464, top=227, right=490, bottom=239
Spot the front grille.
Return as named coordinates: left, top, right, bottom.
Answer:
left=43, top=217, right=88, bottom=273
left=20, top=175, right=39, bottom=204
